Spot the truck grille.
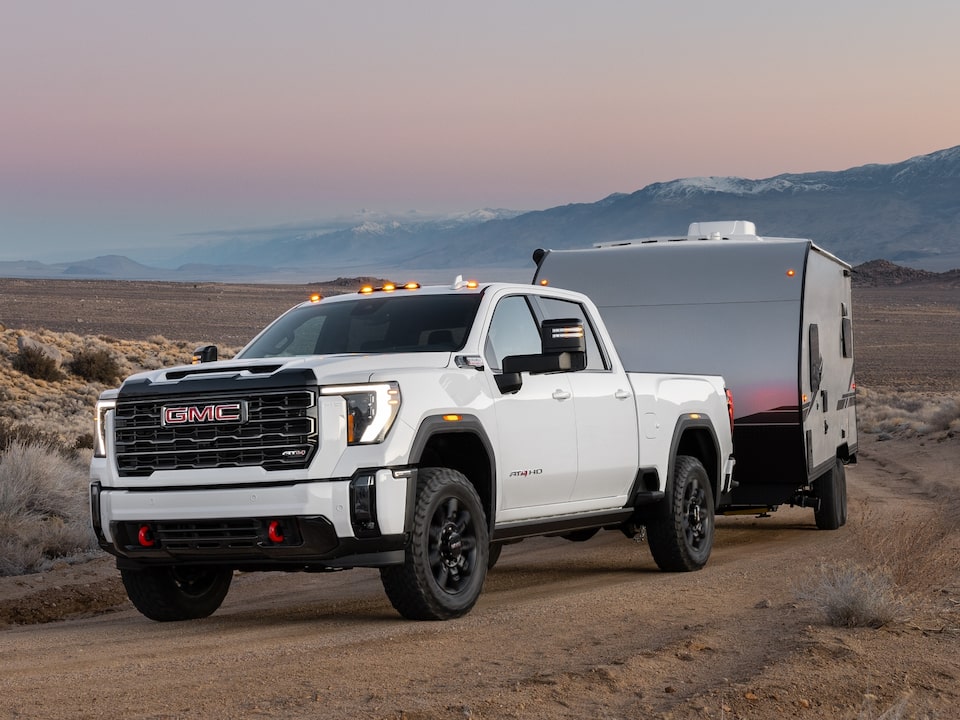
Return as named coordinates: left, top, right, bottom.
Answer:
left=115, top=389, right=318, bottom=476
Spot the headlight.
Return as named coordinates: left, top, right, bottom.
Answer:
left=321, top=382, right=401, bottom=445
left=94, top=399, right=116, bottom=458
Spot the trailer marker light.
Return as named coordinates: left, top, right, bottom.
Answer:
left=786, top=269, right=796, bottom=277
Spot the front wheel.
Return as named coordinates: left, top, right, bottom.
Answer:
left=814, top=458, right=847, bottom=530
left=646, top=455, right=715, bottom=572
left=120, top=566, right=233, bottom=621
left=380, top=468, right=489, bottom=620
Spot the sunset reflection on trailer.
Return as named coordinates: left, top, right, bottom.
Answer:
left=532, top=220, right=857, bottom=529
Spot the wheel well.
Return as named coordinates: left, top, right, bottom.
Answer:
left=418, top=432, right=494, bottom=529
left=675, top=427, right=720, bottom=504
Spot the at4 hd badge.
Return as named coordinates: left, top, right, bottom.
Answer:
left=161, top=401, right=248, bottom=426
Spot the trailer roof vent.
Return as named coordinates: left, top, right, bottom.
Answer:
left=687, top=220, right=757, bottom=241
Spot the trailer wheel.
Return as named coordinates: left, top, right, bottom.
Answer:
left=380, top=468, right=489, bottom=620
left=120, top=566, right=232, bottom=621
left=815, top=458, right=847, bottom=530
left=647, top=455, right=714, bottom=572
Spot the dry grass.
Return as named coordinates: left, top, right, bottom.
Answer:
left=799, top=504, right=960, bottom=630
left=0, top=441, right=97, bottom=575
left=857, top=387, right=960, bottom=440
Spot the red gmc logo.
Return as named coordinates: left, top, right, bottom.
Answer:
left=161, top=402, right=247, bottom=426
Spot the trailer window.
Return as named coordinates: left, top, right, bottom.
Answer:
left=536, top=297, right=609, bottom=371
left=809, top=324, right=823, bottom=393
left=840, top=303, right=854, bottom=359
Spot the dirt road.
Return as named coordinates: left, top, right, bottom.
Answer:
left=2, top=436, right=957, bottom=720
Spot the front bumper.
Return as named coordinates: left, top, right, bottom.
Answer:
left=90, top=468, right=415, bottom=571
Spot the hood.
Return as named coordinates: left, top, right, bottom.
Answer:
left=119, top=352, right=454, bottom=391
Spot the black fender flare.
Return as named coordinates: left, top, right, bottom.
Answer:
left=406, top=414, right=497, bottom=535
left=643, top=414, right=722, bottom=521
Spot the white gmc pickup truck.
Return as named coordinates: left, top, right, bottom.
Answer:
left=90, top=278, right=735, bottom=621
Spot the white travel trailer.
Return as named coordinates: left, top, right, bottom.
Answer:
left=532, top=221, right=857, bottom=529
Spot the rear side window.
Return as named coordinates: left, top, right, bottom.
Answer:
left=536, top=297, right=609, bottom=371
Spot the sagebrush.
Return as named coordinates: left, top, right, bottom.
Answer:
left=0, top=440, right=98, bottom=575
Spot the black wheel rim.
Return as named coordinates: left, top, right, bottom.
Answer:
left=682, top=478, right=711, bottom=552
left=427, top=496, right=478, bottom=594
left=171, top=568, right=222, bottom=598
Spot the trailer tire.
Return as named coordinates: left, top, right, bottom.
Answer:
left=815, top=458, right=847, bottom=530
left=380, top=468, right=489, bottom=620
left=120, top=566, right=232, bottom=621
left=647, top=455, right=714, bottom=572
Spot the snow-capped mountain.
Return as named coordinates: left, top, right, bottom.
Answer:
left=3, top=146, right=958, bottom=281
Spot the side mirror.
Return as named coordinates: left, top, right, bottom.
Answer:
left=192, top=345, right=218, bottom=364
left=499, top=319, right=587, bottom=379
left=541, top=318, right=586, bottom=356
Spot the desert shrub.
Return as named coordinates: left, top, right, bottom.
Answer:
left=68, top=347, right=122, bottom=384
left=12, top=346, right=62, bottom=382
left=0, top=419, right=66, bottom=453
left=799, top=506, right=960, bottom=628
left=799, top=561, right=903, bottom=628
left=857, top=387, right=960, bottom=438
left=0, top=440, right=98, bottom=575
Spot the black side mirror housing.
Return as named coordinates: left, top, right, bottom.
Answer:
left=497, top=318, right=587, bottom=393
left=192, top=345, right=219, bottom=364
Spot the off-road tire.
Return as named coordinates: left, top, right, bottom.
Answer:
left=487, top=542, right=503, bottom=570
left=646, top=455, right=714, bottom=572
left=120, top=566, right=233, bottom=621
left=380, top=468, right=489, bottom=620
left=814, top=457, right=847, bottom=530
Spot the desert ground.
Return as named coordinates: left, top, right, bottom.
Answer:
left=0, top=274, right=958, bottom=719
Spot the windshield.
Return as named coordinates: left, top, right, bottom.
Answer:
left=238, top=293, right=483, bottom=358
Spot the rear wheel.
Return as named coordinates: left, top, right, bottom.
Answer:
left=815, top=458, right=847, bottom=530
left=646, top=456, right=714, bottom=572
left=380, top=468, right=489, bottom=620
left=120, top=566, right=233, bottom=621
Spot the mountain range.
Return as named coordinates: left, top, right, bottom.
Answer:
left=3, top=145, right=959, bottom=282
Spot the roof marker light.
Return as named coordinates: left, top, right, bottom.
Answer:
left=404, top=282, right=421, bottom=290
left=359, top=285, right=374, bottom=294
left=786, top=269, right=796, bottom=277
left=383, top=283, right=396, bottom=292
left=309, top=293, right=322, bottom=303
left=443, top=414, right=462, bottom=422
left=539, top=279, right=549, bottom=286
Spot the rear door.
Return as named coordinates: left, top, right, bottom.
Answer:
left=534, top=296, right=639, bottom=507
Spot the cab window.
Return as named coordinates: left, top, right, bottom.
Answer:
left=484, top=296, right=541, bottom=371
left=536, top=297, right=609, bottom=371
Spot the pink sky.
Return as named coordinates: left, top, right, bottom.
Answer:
left=1, top=1, right=958, bottom=262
